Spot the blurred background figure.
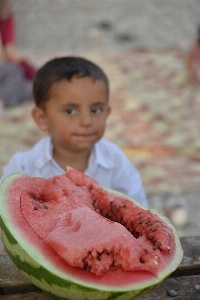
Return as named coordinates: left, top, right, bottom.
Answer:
left=0, top=0, right=36, bottom=114
left=186, top=23, right=200, bottom=84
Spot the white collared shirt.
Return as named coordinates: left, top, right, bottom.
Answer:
left=0, top=136, right=148, bottom=207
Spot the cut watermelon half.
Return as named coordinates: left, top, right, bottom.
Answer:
left=0, top=171, right=183, bottom=300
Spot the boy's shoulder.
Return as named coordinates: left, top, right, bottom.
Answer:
left=14, top=135, right=50, bottom=158
left=6, top=136, right=51, bottom=169
left=97, top=138, right=124, bottom=154
left=95, top=138, right=130, bottom=167
left=0, top=136, right=51, bottom=183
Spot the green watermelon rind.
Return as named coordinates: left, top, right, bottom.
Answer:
left=0, top=173, right=183, bottom=300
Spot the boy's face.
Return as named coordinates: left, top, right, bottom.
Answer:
left=35, top=76, right=110, bottom=154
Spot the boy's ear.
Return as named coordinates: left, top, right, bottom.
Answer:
left=31, top=107, right=48, bottom=132
left=107, top=105, right=111, bottom=117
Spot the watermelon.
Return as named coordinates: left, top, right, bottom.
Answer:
left=0, top=169, right=183, bottom=300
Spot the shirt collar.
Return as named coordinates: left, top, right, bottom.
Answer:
left=34, top=136, right=53, bottom=169
left=88, top=139, right=115, bottom=170
left=35, top=136, right=114, bottom=170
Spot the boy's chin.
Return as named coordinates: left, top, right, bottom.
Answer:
left=72, top=138, right=99, bottom=150
left=69, top=143, right=93, bottom=153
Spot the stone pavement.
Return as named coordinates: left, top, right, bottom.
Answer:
left=10, top=0, right=200, bottom=53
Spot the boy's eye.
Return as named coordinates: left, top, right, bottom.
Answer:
left=91, top=107, right=102, bottom=114
left=66, top=108, right=75, bottom=114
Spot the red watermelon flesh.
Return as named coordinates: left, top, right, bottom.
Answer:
left=20, top=175, right=94, bottom=239
left=45, top=206, right=167, bottom=276
left=16, top=170, right=175, bottom=277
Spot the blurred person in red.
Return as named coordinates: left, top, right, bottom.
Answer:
left=0, top=0, right=36, bottom=114
left=186, top=24, right=200, bottom=84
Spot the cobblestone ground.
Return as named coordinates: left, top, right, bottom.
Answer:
left=11, top=0, right=200, bottom=53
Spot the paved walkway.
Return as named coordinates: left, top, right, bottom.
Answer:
left=11, top=0, right=200, bottom=53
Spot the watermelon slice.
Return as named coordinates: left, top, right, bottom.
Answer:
left=0, top=170, right=183, bottom=300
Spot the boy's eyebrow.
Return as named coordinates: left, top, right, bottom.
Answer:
left=60, top=101, right=108, bottom=107
left=60, top=103, right=79, bottom=107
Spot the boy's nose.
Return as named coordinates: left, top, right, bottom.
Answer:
left=80, top=111, right=92, bottom=126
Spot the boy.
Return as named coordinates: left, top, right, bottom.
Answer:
left=0, top=56, right=148, bottom=207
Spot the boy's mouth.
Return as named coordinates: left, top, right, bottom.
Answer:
left=74, top=133, right=95, bottom=139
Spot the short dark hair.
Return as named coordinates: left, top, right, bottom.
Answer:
left=33, top=56, right=109, bottom=108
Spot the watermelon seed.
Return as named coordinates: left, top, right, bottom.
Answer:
left=93, top=199, right=97, bottom=206
left=153, top=260, right=158, bottom=265
left=145, top=221, right=152, bottom=225
left=87, top=266, right=92, bottom=272
left=44, top=205, right=48, bottom=209
left=89, top=185, right=93, bottom=191
left=149, top=236, right=154, bottom=240
left=118, top=216, right=123, bottom=223
left=146, top=223, right=152, bottom=227
left=167, top=246, right=171, bottom=251
left=153, top=245, right=158, bottom=250
left=34, top=206, right=38, bottom=210
left=110, top=203, right=117, bottom=214
left=156, top=241, right=162, bottom=248
left=39, top=200, right=43, bottom=203
left=97, top=255, right=101, bottom=261
left=135, top=231, right=139, bottom=238
left=100, top=209, right=104, bottom=215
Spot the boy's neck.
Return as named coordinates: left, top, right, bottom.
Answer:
left=53, top=146, right=91, bottom=173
